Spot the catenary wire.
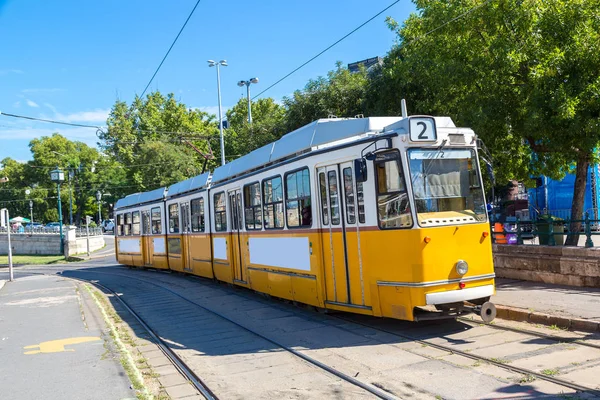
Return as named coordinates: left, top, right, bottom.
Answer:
left=139, top=0, right=203, bottom=99
left=252, top=0, right=401, bottom=100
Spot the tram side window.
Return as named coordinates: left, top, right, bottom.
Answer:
left=262, top=176, right=284, bottom=229
left=375, top=151, right=413, bottom=229
left=285, top=168, right=311, bottom=227
left=132, top=211, right=141, bottom=235
left=169, top=204, right=179, bottom=233
left=343, top=167, right=365, bottom=224
left=191, top=198, right=205, bottom=232
left=214, top=192, right=227, bottom=231
left=244, top=183, right=262, bottom=230
left=142, top=211, right=151, bottom=235
left=151, top=207, right=162, bottom=234
left=180, top=202, right=190, bottom=233
left=327, top=171, right=341, bottom=225
left=319, top=172, right=329, bottom=225
left=124, top=213, right=132, bottom=236
left=117, top=214, right=123, bottom=236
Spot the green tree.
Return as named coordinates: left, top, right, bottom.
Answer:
left=101, top=91, right=219, bottom=189
left=385, top=0, right=600, bottom=245
left=225, top=97, right=286, bottom=159
left=283, top=62, right=370, bottom=132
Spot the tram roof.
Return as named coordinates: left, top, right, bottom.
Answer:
left=211, top=117, right=403, bottom=183
left=166, top=172, right=211, bottom=199
left=115, top=186, right=167, bottom=210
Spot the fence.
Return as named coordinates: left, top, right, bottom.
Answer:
left=491, top=212, right=600, bottom=247
left=1, top=226, right=103, bottom=237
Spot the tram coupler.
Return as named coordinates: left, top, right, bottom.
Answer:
left=463, top=301, right=496, bottom=323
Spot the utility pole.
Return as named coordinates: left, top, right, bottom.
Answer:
left=237, top=78, right=259, bottom=125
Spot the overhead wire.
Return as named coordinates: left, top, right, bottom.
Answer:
left=252, top=0, right=401, bottom=99
left=139, top=0, right=203, bottom=99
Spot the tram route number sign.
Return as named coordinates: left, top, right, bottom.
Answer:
left=409, top=117, right=437, bottom=142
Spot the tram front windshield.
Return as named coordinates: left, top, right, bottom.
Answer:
left=408, top=148, right=486, bottom=225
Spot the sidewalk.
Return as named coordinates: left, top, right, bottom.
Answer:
left=492, top=278, right=600, bottom=332
left=0, top=274, right=136, bottom=400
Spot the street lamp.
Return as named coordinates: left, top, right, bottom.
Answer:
left=50, top=167, right=65, bottom=254
left=51, top=151, right=75, bottom=225
left=96, top=190, right=102, bottom=225
left=208, top=59, right=228, bottom=166
left=237, top=77, right=259, bottom=125
left=29, top=200, right=33, bottom=227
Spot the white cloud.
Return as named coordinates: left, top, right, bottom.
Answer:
left=21, top=88, right=65, bottom=93
left=0, top=69, right=24, bottom=75
left=0, top=126, right=99, bottom=144
left=44, top=103, right=58, bottom=113
left=194, top=105, right=232, bottom=117
left=55, top=108, right=110, bottom=123
left=13, top=101, right=21, bottom=108
left=26, top=100, right=39, bottom=108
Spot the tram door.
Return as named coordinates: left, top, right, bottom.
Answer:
left=180, top=202, right=191, bottom=272
left=228, top=189, right=246, bottom=283
left=318, top=162, right=368, bottom=309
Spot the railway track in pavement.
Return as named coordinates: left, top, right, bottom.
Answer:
left=60, top=268, right=397, bottom=400
left=13, top=263, right=600, bottom=398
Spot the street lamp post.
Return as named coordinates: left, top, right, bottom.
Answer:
left=29, top=200, right=33, bottom=227
left=50, top=167, right=65, bottom=254
left=208, top=59, right=228, bottom=166
left=68, top=168, right=74, bottom=225
left=237, top=78, right=259, bottom=125
left=96, top=190, right=102, bottom=225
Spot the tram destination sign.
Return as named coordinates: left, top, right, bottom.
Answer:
left=409, top=117, right=437, bottom=142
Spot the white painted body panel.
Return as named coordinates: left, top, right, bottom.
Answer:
left=153, top=238, right=166, bottom=254
left=213, top=238, right=227, bottom=260
left=425, top=284, right=494, bottom=305
left=119, top=238, right=141, bottom=253
left=249, top=237, right=311, bottom=271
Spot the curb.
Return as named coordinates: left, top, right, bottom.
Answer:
left=0, top=280, right=5, bottom=291
left=496, top=305, right=600, bottom=333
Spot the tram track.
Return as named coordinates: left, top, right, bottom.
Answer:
left=58, top=268, right=398, bottom=400
left=457, top=316, right=600, bottom=351
left=331, top=314, right=600, bottom=397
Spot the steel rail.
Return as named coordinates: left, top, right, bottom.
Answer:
left=63, top=275, right=218, bottom=400
left=332, top=315, right=600, bottom=397
left=457, top=316, right=600, bottom=351
left=64, top=269, right=398, bottom=400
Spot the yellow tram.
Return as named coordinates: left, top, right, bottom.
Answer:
left=114, top=114, right=496, bottom=322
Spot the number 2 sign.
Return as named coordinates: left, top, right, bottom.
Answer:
left=409, top=117, right=437, bottom=142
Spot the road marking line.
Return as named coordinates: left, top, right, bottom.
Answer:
left=23, top=336, right=101, bottom=354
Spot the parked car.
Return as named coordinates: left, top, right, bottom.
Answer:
left=101, top=219, right=115, bottom=233
left=44, top=222, right=61, bottom=232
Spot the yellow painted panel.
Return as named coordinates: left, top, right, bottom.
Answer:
left=213, top=263, right=232, bottom=283
left=152, top=255, right=169, bottom=270
left=291, top=276, right=320, bottom=307
left=377, top=286, right=414, bottom=321
left=131, top=255, right=144, bottom=267
left=343, top=229, right=371, bottom=307
left=248, top=268, right=269, bottom=294
left=268, top=272, right=293, bottom=300
left=189, top=234, right=213, bottom=278
left=167, top=236, right=184, bottom=272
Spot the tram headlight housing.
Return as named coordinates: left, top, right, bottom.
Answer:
left=456, top=260, right=468, bottom=276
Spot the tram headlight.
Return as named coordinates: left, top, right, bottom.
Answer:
left=456, top=260, right=469, bottom=276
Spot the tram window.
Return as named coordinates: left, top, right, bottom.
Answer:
left=142, top=211, right=151, bottom=235
left=357, top=180, right=366, bottom=223
left=132, top=211, right=141, bottom=235
left=180, top=202, right=190, bottom=233
left=375, top=151, right=413, bottom=229
left=343, top=168, right=356, bottom=224
left=169, top=204, right=180, bottom=233
left=214, top=192, right=227, bottom=232
left=244, top=183, right=262, bottom=230
left=151, top=207, right=162, bottom=234
left=262, top=176, right=284, bottom=229
left=117, top=214, right=123, bottom=236
left=327, top=171, right=340, bottom=225
left=285, top=168, right=311, bottom=228
left=319, top=172, right=329, bottom=225
left=191, top=198, right=205, bottom=232
left=124, top=213, right=132, bottom=236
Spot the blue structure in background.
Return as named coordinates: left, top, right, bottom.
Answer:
left=528, top=165, right=600, bottom=220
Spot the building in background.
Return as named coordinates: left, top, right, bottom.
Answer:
left=348, top=57, right=383, bottom=73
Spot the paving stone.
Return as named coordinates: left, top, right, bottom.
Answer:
left=164, top=383, right=199, bottom=399
left=158, top=371, right=189, bottom=387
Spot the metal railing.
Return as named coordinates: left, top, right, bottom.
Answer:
left=491, top=212, right=600, bottom=247
left=75, top=227, right=103, bottom=237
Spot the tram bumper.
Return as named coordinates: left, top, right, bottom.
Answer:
left=425, top=284, right=494, bottom=306
left=413, top=284, right=496, bottom=322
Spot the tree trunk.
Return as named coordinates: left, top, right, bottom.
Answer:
left=565, top=155, right=590, bottom=246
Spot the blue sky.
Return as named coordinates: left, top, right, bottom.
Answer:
left=0, top=0, right=415, bottom=162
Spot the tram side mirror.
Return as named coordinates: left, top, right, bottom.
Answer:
left=354, top=158, right=368, bottom=183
